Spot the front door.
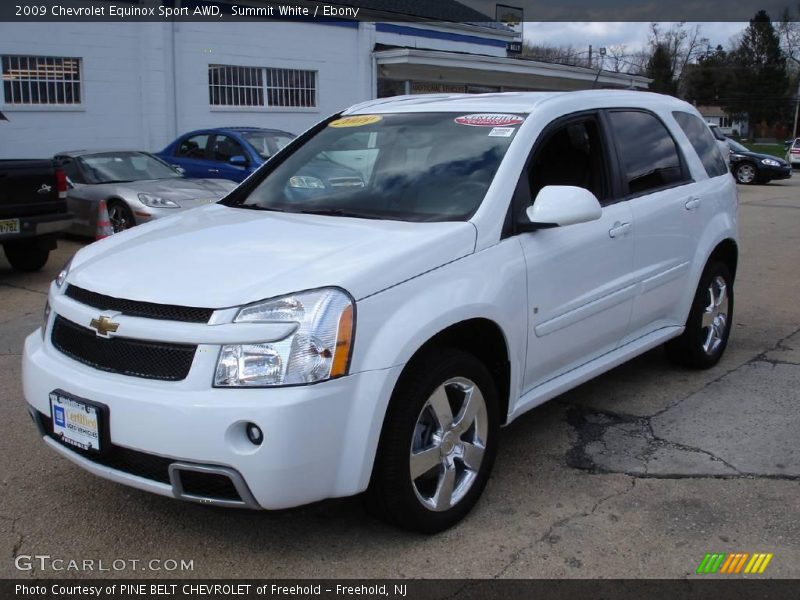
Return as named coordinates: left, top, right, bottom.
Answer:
left=516, top=115, right=636, bottom=391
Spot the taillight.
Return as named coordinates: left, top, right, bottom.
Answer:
left=55, top=169, right=68, bottom=199
left=791, top=149, right=800, bottom=154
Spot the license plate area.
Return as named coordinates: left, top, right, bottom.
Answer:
left=0, top=219, right=20, bottom=235
left=49, top=390, right=107, bottom=453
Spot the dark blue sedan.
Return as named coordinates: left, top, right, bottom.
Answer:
left=156, top=127, right=295, bottom=182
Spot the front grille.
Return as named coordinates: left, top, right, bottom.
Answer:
left=40, top=412, right=173, bottom=484
left=65, top=285, right=213, bottom=323
left=52, top=315, right=196, bottom=381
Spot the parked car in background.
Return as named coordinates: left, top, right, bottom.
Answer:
left=0, top=159, right=72, bottom=271
left=785, top=138, right=800, bottom=168
left=55, top=151, right=238, bottom=235
left=706, top=123, right=731, bottom=161
left=25, top=91, right=739, bottom=533
left=156, top=127, right=295, bottom=182
left=726, top=139, right=792, bottom=184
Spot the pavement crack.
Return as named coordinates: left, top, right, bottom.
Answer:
left=492, top=477, right=636, bottom=579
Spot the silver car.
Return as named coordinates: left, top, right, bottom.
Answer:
left=55, top=150, right=238, bottom=236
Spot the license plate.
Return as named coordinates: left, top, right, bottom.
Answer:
left=0, top=219, right=20, bottom=234
left=49, top=391, right=102, bottom=452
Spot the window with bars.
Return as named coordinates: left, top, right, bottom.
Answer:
left=2, top=55, right=82, bottom=105
left=209, top=64, right=316, bottom=109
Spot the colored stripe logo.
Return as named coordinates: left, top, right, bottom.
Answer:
left=696, top=552, right=773, bottom=574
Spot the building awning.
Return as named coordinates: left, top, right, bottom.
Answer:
left=374, top=48, right=650, bottom=92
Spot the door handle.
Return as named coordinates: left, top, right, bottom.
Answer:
left=608, top=221, right=631, bottom=239
left=685, top=197, right=701, bottom=211
left=208, top=168, right=220, bottom=173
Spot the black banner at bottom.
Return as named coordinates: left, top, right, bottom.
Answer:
left=3, top=579, right=799, bottom=600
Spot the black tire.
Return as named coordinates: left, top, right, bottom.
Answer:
left=107, top=200, right=135, bottom=233
left=733, top=163, right=757, bottom=184
left=366, top=348, right=499, bottom=533
left=3, top=240, right=50, bottom=272
left=666, top=261, right=734, bottom=369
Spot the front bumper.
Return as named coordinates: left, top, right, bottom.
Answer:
left=762, top=164, right=793, bottom=180
left=23, top=331, right=402, bottom=510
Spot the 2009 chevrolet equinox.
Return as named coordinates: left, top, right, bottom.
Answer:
left=23, top=91, right=737, bottom=532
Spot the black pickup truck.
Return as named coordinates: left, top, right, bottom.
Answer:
left=0, top=159, right=73, bottom=271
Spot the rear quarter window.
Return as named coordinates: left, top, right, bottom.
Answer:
left=673, top=111, right=729, bottom=178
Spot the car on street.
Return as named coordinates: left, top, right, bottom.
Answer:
left=156, top=127, right=295, bottom=182
left=55, top=151, right=238, bottom=235
left=726, top=139, right=792, bottom=185
left=785, top=138, right=800, bottom=168
left=24, top=91, right=738, bottom=533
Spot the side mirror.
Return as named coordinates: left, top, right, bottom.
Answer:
left=523, top=186, right=602, bottom=229
left=229, top=155, right=248, bottom=167
left=172, top=165, right=186, bottom=175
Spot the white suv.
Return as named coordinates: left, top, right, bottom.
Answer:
left=23, top=91, right=738, bottom=533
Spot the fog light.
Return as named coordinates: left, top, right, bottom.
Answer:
left=246, top=423, right=263, bottom=446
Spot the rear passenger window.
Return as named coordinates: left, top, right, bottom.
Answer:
left=608, top=110, right=688, bottom=196
left=672, top=111, right=728, bottom=178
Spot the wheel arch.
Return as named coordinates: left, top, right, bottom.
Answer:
left=708, top=237, right=739, bottom=281
left=403, top=318, right=512, bottom=425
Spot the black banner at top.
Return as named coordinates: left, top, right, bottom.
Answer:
left=0, top=0, right=797, bottom=23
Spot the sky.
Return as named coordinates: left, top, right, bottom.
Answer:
left=522, top=22, right=748, bottom=53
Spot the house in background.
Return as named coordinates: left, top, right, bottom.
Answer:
left=697, top=105, right=749, bottom=138
left=0, top=0, right=649, bottom=159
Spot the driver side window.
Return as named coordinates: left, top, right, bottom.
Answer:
left=527, top=118, right=609, bottom=206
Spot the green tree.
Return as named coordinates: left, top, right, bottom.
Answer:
left=724, top=10, right=789, bottom=128
left=684, top=45, right=734, bottom=105
left=647, top=43, right=678, bottom=95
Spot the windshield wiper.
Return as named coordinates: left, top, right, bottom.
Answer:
left=295, top=208, right=381, bottom=219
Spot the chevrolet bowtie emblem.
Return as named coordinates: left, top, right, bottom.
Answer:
left=89, top=315, right=119, bottom=337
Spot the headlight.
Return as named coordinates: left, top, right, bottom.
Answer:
left=55, top=257, right=72, bottom=288
left=214, top=288, right=355, bottom=387
left=289, top=175, right=325, bottom=189
left=138, top=193, right=180, bottom=208
left=761, top=158, right=781, bottom=167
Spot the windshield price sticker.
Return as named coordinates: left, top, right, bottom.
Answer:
left=455, top=114, right=525, bottom=127
left=329, top=115, right=383, bottom=128
left=488, top=127, right=516, bottom=138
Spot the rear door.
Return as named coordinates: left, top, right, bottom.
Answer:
left=605, top=109, right=699, bottom=342
left=166, top=133, right=214, bottom=178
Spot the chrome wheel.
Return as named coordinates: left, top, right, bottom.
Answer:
left=409, top=377, right=488, bottom=512
left=108, top=203, right=132, bottom=233
left=701, top=275, right=729, bottom=356
left=735, top=164, right=756, bottom=184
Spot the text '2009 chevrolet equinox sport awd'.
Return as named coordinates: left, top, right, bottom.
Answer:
left=23, top=91, right=738, bottom=533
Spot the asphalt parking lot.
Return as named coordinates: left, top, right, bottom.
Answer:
left=1, top=179, right=798, bottom=580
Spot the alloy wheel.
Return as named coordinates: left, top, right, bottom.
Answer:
left=409, top=377, right=488, bottom=512
left=736, top=164, right=755, bottom=184
left=701, top=275, right=729, bottom=356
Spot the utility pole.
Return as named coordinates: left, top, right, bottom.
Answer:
left=588, top=45, right=592, bottom=69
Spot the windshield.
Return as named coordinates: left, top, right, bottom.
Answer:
left=727, top=139, right=749, bottom=153
left=230, top=112, right=522, bottom=222
left=81, top=152, right=182, bottom=183
left=242, top=131, right=295, bottom=159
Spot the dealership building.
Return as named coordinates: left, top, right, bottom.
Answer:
left=0, top=1, right=649, bottom=158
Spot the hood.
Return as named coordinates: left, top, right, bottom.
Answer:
left=68, top=204, right=476, bottom=307
left=118, top=178, right=238, bottom=201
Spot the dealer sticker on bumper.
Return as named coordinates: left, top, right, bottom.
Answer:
left=49, top=391, right=101, bottom=451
